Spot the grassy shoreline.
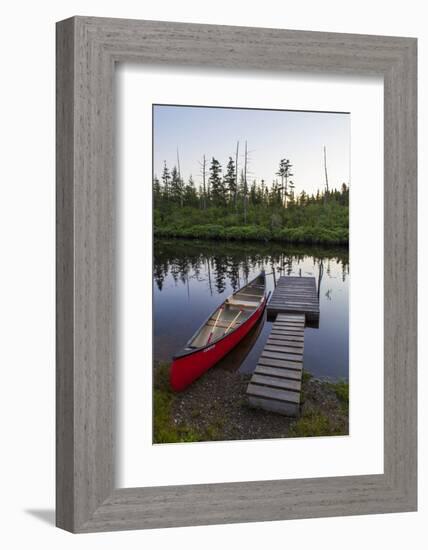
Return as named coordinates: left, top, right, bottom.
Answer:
left=154, top=224, right=348, bottom=245
left=153, top=363, right=202, bottom=443
left=153, top=362, right=349, bottom=443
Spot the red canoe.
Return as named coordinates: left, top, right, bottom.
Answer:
left=170, top=272, right=268, bottom=391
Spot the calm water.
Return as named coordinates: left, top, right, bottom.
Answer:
left=153, top=239, right=349, bottom=380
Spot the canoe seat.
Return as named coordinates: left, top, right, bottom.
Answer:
left=206, top=320, right=239, bottom=329
left=227, top=298, right=258, bottom=308
left=237, top=291, right=263, bottom=298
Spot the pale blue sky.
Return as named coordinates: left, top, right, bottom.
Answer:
left=153, top=105, right=350, bottom=196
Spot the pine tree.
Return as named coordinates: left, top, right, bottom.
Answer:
left=288, top=180, right=295, bottom=206
left=276, top=158, right=293, bottom=207
left=270, top=179, right=281, bottom=205
left=209, top=157, right=225, bottom=206
left=250, top=180, right=257, bottom=205
left=256, top=180, right=264, bottom=205
left=260, top=179, right=266, bottom=205
left=341, top=183, right=349, bottom=206
left=153, top=175, right=161, bottom=207
left=161, top=161, right=171, bottom=200
left=184, top=175, right=198, bottom=206
left=223, top=157, right=236, bottom=206
left=170, top=166, right=183, bottom=204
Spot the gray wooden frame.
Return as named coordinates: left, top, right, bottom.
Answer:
left=56, top=16, right=417, bottom=533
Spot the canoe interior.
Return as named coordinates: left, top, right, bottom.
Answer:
left=188, top=274, right=265, bottom=349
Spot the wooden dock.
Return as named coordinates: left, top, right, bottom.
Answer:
left=267, top=276, right=319, bottom=324
left=247, top=276, right=320, bottom=416
left=247, top=313, right=305, bottom=416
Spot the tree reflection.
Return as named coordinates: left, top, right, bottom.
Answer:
left=152, top=239, right=349, bottom=295
left=212, top=255, right=227, bottom=294
left=228, top=260, right=241, bottom=292
left=317, top=258, right=324, bottom=300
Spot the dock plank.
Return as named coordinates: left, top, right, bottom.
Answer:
left=273, top=325, right=304, bottom=331
left=251, top=374, right=301, bottom=392
left=267, top=339, right=304, bottom=350
left=270, top=329, right=304, bottom=336
left=266, top=344, right=303, bottom=353
left=271, top=327, right=304, bottom=333
left=261, top=350, right=302, bottom=362
left=247, top=395, right=299, bottom=416
left=271, top=326, right=304, bottom=333
left=254, top=365, right=302, bottom=380
left=258, top=357, right=303, bottom=370
left=263, top=344, right=303, bottom=357
left=274, top=321, right=304, bottom=327
left=247, top=383, right=300, bottom=404
left=268, top=332, right=303, bottom=341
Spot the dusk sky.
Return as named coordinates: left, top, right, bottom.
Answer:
left=153, top=105, right=350, bottom=196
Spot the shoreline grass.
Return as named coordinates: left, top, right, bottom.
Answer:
left=154, top=224, right=348, bottom=245
left=289, top=373, right=349, bottom=437
left=153, top=362, right=202, bottom=443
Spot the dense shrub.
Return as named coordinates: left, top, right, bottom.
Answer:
left=154, top=198, right=349, bottom=245
left=223, top=225, right=271, bottom=241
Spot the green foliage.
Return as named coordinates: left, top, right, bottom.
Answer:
left=209, top=157, right=225, bottom=206
left=223, top=225, right=271, bottom=241
left=153, top=362, right=229, bottom=443
left=290, top=376, right=349, bottom=437
left=153, top=158, right=349, bottom=245
left=274, top=226, right=348, bottom=245
left=169, top=166, right=183, bottom=204
left=289, top=403, right=347, bottom=437
left=276, top=158, right=293, bottom=206
left=325, top=379, right=349, bottom=409
left=289, top=408, right=331, bottom=437
left=301, top=370, right=313, bottom=384
left=184, top=175, right=198, bottom=207
left=153, top=363, right=200, bottom=443
left=224, top=156, right=237, bottom=204
left=154, top=221, right=348, bottom=245
left=153, top=387, right=201, bottom=443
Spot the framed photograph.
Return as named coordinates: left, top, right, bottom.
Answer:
left=56, top=16, right=417, bottom=532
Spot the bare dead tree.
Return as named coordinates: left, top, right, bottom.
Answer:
left=177, top=147, right=183, bottom=207
left=198, top=154, right=207, bottom=209
left=243, top=140, right=248, bottom=224
left=323, top=145, right=329, bottom=204
left=235, top=140, right=239, bottom=211
left=176, top=147, right=181, bottom=180
left=206, top=257, right=213, bottom=296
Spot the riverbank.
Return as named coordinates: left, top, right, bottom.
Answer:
left=155, top=237, right=349, bottom=262
left=154, top=224, right=348, bottom=245
left=153, top=362, right=349, bottom=443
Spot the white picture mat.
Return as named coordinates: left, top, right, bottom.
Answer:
left=116, top=65, right=384, bottom=488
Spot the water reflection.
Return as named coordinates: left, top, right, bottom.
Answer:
left=153, top=239, right=349, bottom=380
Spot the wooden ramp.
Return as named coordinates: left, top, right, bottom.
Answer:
left=267, top=276, right=319, bottom=324
left=247, top=313, right=305, bottom=416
